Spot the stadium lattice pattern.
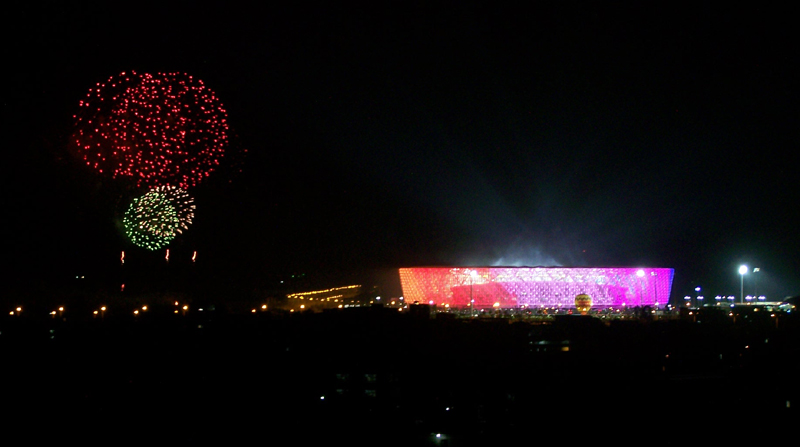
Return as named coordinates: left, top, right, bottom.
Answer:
left=399, top=267, right=674, bottom=309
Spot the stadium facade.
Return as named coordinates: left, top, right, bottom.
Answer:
left=399, top=267, right=674, bottom=309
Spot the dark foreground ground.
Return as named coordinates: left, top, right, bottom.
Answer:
left=2, top=306, right=798, bottom=445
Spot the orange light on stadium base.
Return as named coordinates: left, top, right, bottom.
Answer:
left=574, top=294, right=593, bottom=315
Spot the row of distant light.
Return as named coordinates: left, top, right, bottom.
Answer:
left=254, top=303, right=366, bottom=313
left=9, top=300, right=395, bottom=317
left=421, top=301, right=658, bottom=308
left=684, top=295, right=767, bottom=302
left=286, top=285, right=361, bottom=300
left=8, top=301, right=195, bottom=317
left=430, top=305, right=666, bottom=317
left=288, top=294, right=345, bottom=302
left=685, top=308, right=787, bottom=318
left=277, top=296, right=408, bottom=313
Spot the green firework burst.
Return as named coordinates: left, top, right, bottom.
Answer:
left=123, top=186, right=195, bottom=250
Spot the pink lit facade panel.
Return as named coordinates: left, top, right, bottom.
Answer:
left=399, top=267, right=674, bottom=309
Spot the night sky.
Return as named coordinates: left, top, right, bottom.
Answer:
left=4, top=2, right=798, bottom=305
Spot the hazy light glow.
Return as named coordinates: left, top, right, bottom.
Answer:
left=399, top=267, right=674, bottom=308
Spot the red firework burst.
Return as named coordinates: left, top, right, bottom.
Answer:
left=72, top=71, right=230, bottom=189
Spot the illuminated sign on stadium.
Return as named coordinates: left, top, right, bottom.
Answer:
left=399, top=267, right=674, bottom=309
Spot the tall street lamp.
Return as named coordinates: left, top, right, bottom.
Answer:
left=753, top=268, right=760, bottom=299
left=651, top=271, right=659, bottom=308
left=738, top=265, right=748, bottom=304
left=469, top=269, right=479, bottom=318
left=636, top=269, right=645, bottom=307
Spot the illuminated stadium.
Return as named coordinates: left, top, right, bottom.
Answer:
left=399, top=267, right=674, bottom=309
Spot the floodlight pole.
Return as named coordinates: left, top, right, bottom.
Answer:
left=653, top=272, right=658, bottom=304
left=753, top=268, right=760, bottom=299
left=651, top=271, right=658, bottom=317
left=469, top=276, right=475, bottom=317
left=469, top=269, right=480, bottom=318
left=739, top=265, right=748, bottom=304
left=636, top=269, right=645, bottom=307
left=467, top=269, right=475, bottom=318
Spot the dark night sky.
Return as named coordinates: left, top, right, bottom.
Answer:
left=3, top=1, right=798, bottom=304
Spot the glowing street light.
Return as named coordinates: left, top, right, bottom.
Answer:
left=739, top=265, right=748, bottom=304
left=469, top=269, right=479, bottom=317
left=651, top=271, right=659, bottom=309
left=753, top=268, right=761, bottom=299
left=636, top=269, right=645, bottom=306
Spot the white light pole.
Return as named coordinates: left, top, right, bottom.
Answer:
left=636, top=269, right=645, bottom=307
left=738, top=265, right=748, bottom=304
left=651, top=271, right=659, bottom=309
left=753, top=268, right=760, bottom=300
left=469, top=269, right=479, bottom=318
